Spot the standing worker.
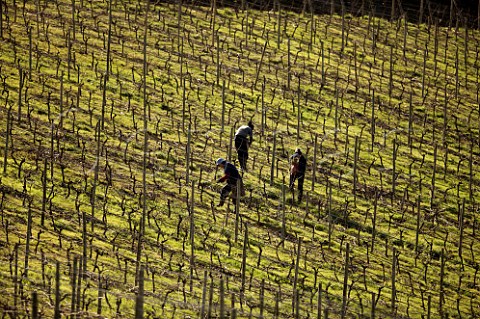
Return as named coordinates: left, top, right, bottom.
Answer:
left=215, top=158, right=243, bottom=207
left=289, top=148, right=307, bottom=203
left=234, top=121, right=254, bottom=172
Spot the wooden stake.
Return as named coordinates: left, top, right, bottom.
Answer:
left=54, top=261, right=61, bottom=319
left=293, top=237, right=302, bottom=312
left=24, top=204, right=32, bottom=278
left=241, top=224, right=248, bottom=303
left=32, top=291, right=38, bottom=319
left=134, top=266, right=144, bottom=319
left=200, top=271, right=208, bottom=318
left=220, top=278, right=225, bottom=319
left=270, top=131, right=276, bottom=186
left=2, top=106, right=11, bottom=175
left=190, top=181, right=195, bottom=292
left=391, top=248, right=397, bottom=316
left=341, top=242, right=350, bottom=318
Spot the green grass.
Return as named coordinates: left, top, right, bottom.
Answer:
left=0, top=1, right=479, bottom=318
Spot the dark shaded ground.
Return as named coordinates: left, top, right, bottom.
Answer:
left=179, top=0, right=478, bottom=27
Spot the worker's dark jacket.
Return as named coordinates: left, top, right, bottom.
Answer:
left=218, top=162, right=241, bottom=185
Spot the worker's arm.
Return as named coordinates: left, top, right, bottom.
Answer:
left=217, top=173, right=229, bottom=183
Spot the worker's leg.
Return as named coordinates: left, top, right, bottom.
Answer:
left=289, top=173, right=297, bottom=190
left=239, top=151, right=248, bottom=171
left=235, top=136, right=249, bottom=171
left=218, top=183, right=233, bottom=206
left=297, top=173, right=305, bottom=203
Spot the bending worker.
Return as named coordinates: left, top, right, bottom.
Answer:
left=234, top=121, right=254, bottom=172
left=215, top=158, right=243, bottom=207
left=289, top=148, right=307, bottom=203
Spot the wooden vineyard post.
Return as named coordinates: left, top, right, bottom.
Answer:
left=341, top=242, right=350, bottom=319
left=427, top=294, right=431, bottom=319
left=135, top=265, right=145, bottom=319
left=442, top=92, right=448, bottom=147
left=293, top=237, right=302, bottom=313
left=76, top=256, right=83, bottom=316
left=97, top=272, right=103, bottom=315
left=297, top=79, right=301, bottom=145
left=391, top=248, right=397, bottom=316
left=221, top=80, right=226, bottom=135
left=186, top=124, right=191, bottom=184
left=14, top=244, right=18, bottom=316
left=220, top=278, right=225, bottom=319
left=317, top=283, right=322, bottom=319
left=261, top=81, right=265, bottom=137
left=459, top=198, right=465, bottom=260
left=422, top=49, right=427, bottom=98
left=137, top=0, right=150, bottom=283
left=91, top=121, right=101, bottom=234
left=353, top=136, right=359, bottom=207
left=0, top=0, right=2, bottom=39
left=17, top=66, right=22, bottom=122
left=371, top=292, right=376, bottom=319
left=32, top=291, right=38, bottom=319
left=391, top=0, right=395, bottom=21
left=177, top=0, right=182, bottom=52
left=430, top=143, right=437, bottom=210
left=276, top=0, right=281, bottom=49
left=24, top=204, right=32, bottom=278
left=418, top=0, right=424, bottom=24
left=254, top=41, right=268, bottom=89
left=371, top=188, right=378, bottom=253
left=408, top=92, right=413, bottom=152
left=282, top=183, right=286, bottom=239
left=54, top=261, right=61, bottom=319
left=200, top=271, right=208, bottom=318
left=71, top=0, right=76, bottom=41
left=100, top=0, right=113, bottom=130
left=270, top=131, right=276, bottom=186
left=211, top=0, right=217, bottom=47
left=415, top=196, right=421, bottom=261
left=392, top=139, right=397, bottom=205
left=259, top=279, right=265, bottom=318
left=2, top=106, right=11, bottom=175
left=370, top=90, right=375, bottom=152
left=311, top=133, right=317, bottom=191
left=190, top=181, right=195, bottom=293
left=207, top=278, right=214, bottom=319
left=82, top=209, right=87, bottom=277
left=469, top=141, right=474, bottom=202
left=439, top=249, right=445, bottom=317
left=287, top=37, right=291, bottom=90
left=216, top=35, right=221, bottom=85
left=240, top=224, right=248, bottom=305
left=235, top=178, right=241, bottom=242
left=389, top=46, right=393, bottom=97
left=327, top=182, right=333, bottom=246
left=28, top=27, right=32, bottom=79
left=41, top=157, right=47, bottom=226
left=71, top=256, right=78, bottom=317
left=334, top=90, right=339, bottom=146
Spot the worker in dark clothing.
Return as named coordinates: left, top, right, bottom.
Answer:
left=289, top=148, right=307, bottom=203
left=234, top=121, right=254, bottom=172
left=215, top=158, right=243, bottom=207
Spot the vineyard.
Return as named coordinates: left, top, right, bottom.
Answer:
left=0, top=0, right=479, bottom=318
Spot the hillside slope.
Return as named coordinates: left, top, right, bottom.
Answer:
left=0, top=1, right=479, bottom=318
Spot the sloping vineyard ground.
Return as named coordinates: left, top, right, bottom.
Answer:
left=0, top=0, right=479, bottom=318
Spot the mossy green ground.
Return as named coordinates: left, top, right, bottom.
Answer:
left=0, top=1, right=479, bottom=318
